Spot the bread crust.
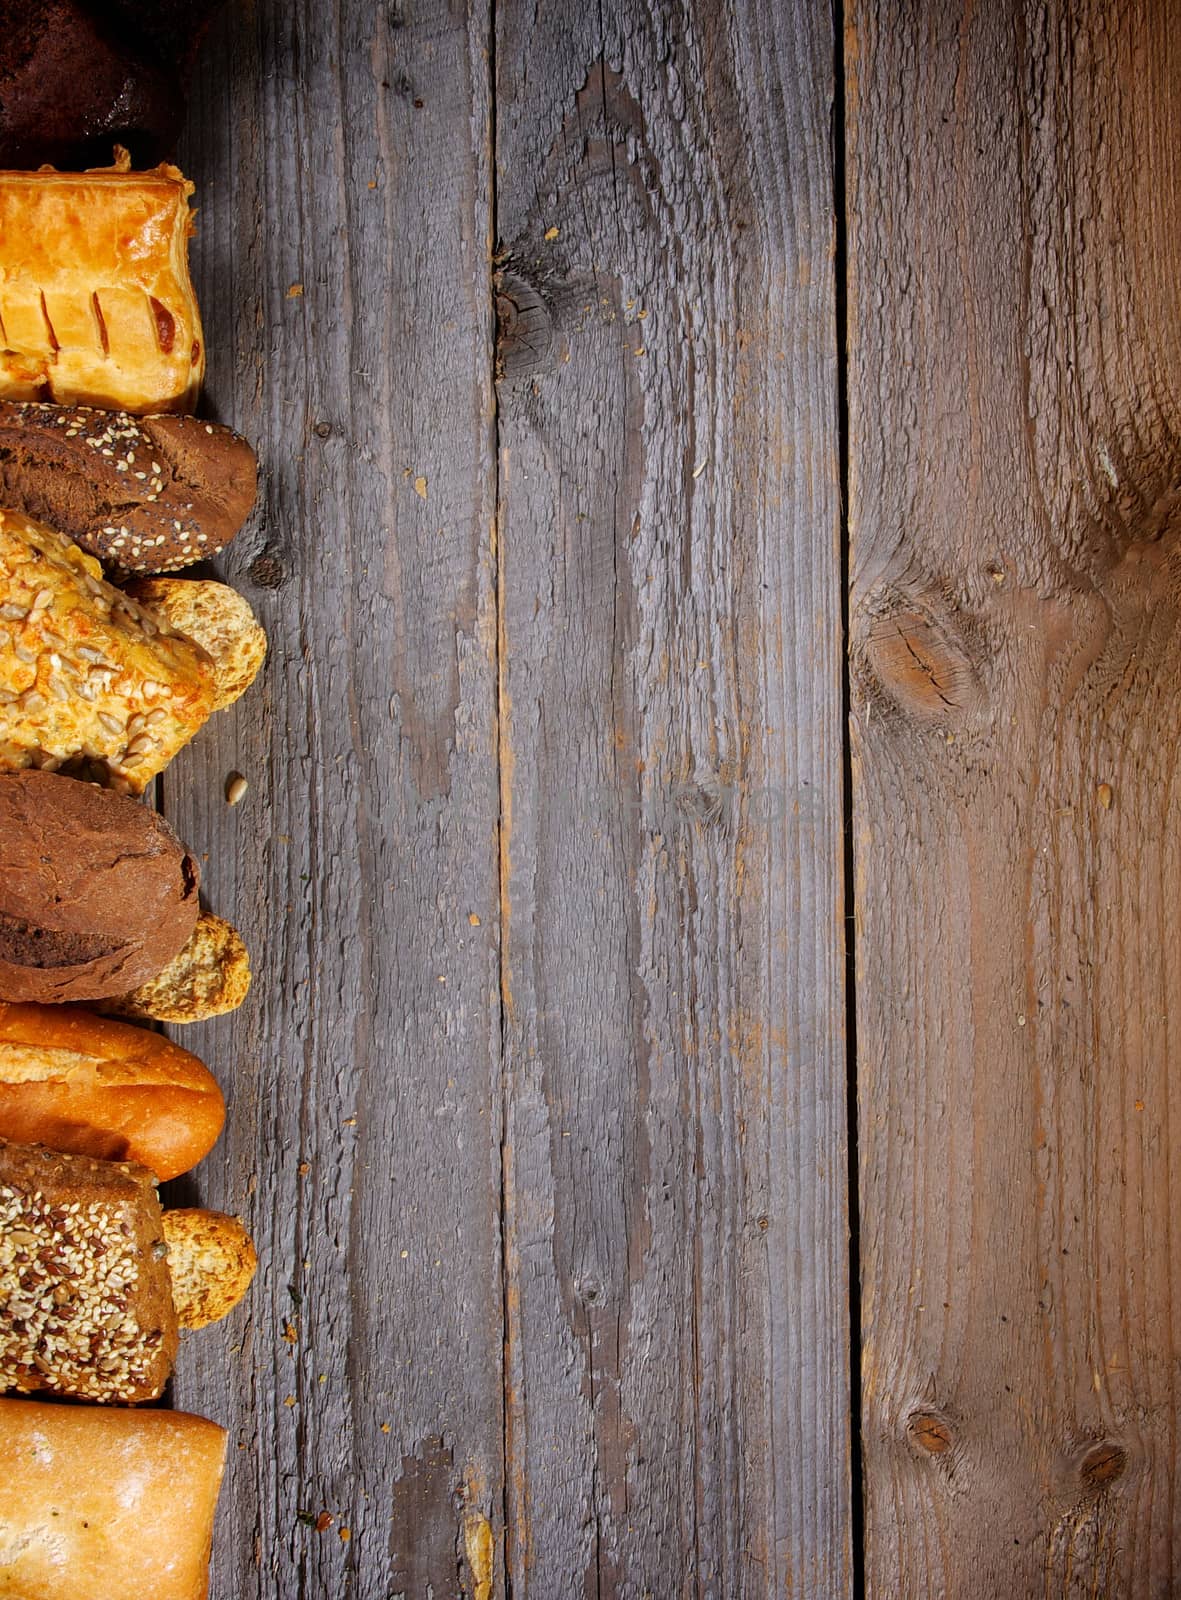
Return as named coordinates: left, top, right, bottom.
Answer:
left=128, top=577, right=267, bottom=710
left=0, top=1001, right=224, bottom=1179
left=99, top=910, right=251, bottom=1024
left=164, top=1207, right=258, bottom=1328
left=0, top=1396, right=225, bottom=1600
left=0, top=163, right=204, bottom=413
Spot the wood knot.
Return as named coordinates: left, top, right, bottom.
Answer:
left=906, top=1411, right=954, bottom=1456
left=248, top=552, right=286, bottom=590
left=1078, top=1441, right=1126, bottom=1490
left=494, top=270, right=553, bottom=381
left=857, top=585, right=984, bottom=724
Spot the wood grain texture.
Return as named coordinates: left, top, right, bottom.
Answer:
left=494, top=2, right=850, bottom=1594
left=848, top=1, right=1181, bottom=1592
left=168, top=3, right=504, bottom=1596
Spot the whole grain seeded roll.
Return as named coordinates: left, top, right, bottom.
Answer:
left=0, top=401, right=258, bottom=575
left=0, top=1138, right=178, bottom=1403
left=0, top=508, right=216, bottom=791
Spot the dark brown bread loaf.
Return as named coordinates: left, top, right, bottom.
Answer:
left=0, top=1, right=224, bottom=170
left=0, top=401, right=257, bottom=574
left=0, top=771, right=200, bottom=1003
left=0, top=1138, right=178, bottom=1402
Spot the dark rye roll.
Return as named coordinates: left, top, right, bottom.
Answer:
left=0, top=1, right=226, bottom=171
left=0, top=770, right=200, bottom=1003
left=0, top=400, right=257, bottom=574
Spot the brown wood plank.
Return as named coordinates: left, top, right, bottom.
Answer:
left=169, top=3, right=504, bottom=1596
left=494, top=3, right=850, bottom=1593
left=848, top=1, right=1181, bottom=1591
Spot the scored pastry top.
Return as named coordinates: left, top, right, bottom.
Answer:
left=0, top=162, right=204, bottom=414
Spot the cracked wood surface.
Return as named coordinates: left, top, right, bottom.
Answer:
left=161, top=0, right=848, bottom=1596
left=848, top=1, right=1181, bottom=1592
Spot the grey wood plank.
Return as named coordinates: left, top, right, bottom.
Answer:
left=848, top=0, right=1181, bottom=1591
left=493, top=3, right=851, bottom=1593
left=169, top=3, right=504, bottom=1596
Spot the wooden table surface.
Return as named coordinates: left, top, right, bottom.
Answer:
left=163, top=1, right=1180, bottom=1594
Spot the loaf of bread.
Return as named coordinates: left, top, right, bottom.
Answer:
left=0, top=400, right=257, bottom=573
left=0, top=1001, right=224, bottom=1179
left=99, top=909, right=251, bottom=1023
left=0, top=157, right=204, bottom=412
left=0, top=771, right=200, bottom=1003
left=0, top=1138, right=178, bottom=1402
left=0, top=510, right=217, bottom=790
left=0, top=1396, right=225, bottom=1600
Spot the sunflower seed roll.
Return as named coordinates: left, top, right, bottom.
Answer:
left=0, top=509, right=216, bottom=792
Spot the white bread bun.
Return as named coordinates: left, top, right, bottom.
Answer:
left=0, top=1396, right=225, bottom=1599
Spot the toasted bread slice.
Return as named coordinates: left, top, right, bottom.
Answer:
left=128, top=577, right=266, bottom=709
left=164, top=1206, right=257, bottom=1329
left=99, top=910, right=250, bottom=1024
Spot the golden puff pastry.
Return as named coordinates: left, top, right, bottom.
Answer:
left=0, top=508, right=216, bottom=792
left=0, top=158, right=204, bottom=414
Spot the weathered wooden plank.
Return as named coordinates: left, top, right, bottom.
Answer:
left=169, top=3, right=504, bottom=1596
left=494, top=3, right=850, bottom=1593
left=848, top=1, right=1181, bottom=1591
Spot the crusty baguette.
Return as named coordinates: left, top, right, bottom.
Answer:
left=0, top=510, right=217, bottom=791
left=98, top=909, right=251, bottom=1023
left=0, top=1001, right=225, bottom=1180
left=0, top=161, right=204, bottom=413
left=0, top=400, right=258, bottom=574
left=0, top=1396, right=225, bottom=1600
left=0, top=1138, right=177, bottom=1403
left=164, top=1207, right=258, bottom=1328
